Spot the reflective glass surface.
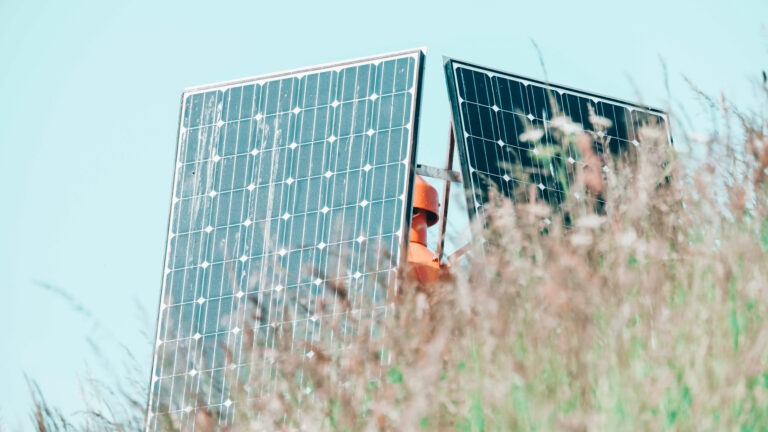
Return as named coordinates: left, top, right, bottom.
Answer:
left=444, top=59, right=670, bottom=227
left=147, top=50, right=423, bottom=430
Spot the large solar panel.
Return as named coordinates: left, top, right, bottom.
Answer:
left=147, top=49, right=424, bottom=430
left=444, top=58, right=671, bottom=228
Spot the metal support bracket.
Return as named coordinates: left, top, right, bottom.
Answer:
left=415, top=164, right=462, bottom=183
left=431, top=123, right=460, bottom=262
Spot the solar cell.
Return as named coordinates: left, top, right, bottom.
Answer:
left=444, top=58, right=671, bottom=228
left=147, top=49, right=424, bottom=430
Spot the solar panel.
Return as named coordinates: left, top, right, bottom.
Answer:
left=444, top=58, right=671, bottom=228
left=146, top=49, right=424, bottom=430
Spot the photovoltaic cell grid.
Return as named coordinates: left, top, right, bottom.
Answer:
left=147, top=50, right=423, bottom=430
left=444, top=58, right=670, bottom=226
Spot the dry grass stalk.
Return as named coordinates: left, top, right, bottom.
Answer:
left=22, top=83, right=768, bottom=431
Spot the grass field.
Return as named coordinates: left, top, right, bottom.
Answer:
left=24, top=81, right=768, bottom=431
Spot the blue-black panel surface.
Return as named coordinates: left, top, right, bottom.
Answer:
left=444, top=58, right=670, bottom=227
left=147, top=49, right=424, bottom=430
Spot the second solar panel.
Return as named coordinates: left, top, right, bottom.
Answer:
left=444, top=58, right=671, bottom=228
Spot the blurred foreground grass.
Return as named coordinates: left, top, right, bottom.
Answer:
left=26, top=81, right=768, bottom=431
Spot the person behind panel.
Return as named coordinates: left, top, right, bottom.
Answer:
left=407, top=175, right=443, bottom=284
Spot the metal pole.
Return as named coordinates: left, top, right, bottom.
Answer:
left=436, top=122, right=456, bottom=262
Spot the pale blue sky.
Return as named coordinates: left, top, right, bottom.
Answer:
left=0, top=0, right=765, bottom=429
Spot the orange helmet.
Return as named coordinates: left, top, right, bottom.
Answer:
left=412, top=175, right=439, bottom=226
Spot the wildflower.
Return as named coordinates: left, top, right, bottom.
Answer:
left=617, top=229, right=637, bottom=247
left=575, top=214, right=605, bottom=229
left=584, top=105, right=611, bottom=130
left=570, top=231, right=593, bottom=246
left=639, top=125, right=664, bottom=141
left=551, top=116, right=583, bottom=134
left=519, top=128, right=545, bottom=142
left=588, top=113, right=613, bottom=129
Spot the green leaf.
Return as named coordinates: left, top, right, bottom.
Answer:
left=387, top=367, right=403, bottom=384
left=761, top=218, right=768, bottom=250
left=469, top=396, right=486, bottom=432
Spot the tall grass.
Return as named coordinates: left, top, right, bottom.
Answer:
left=26, top=81, right=768, bottom=431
